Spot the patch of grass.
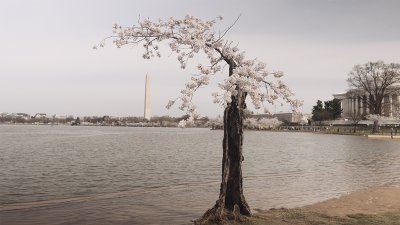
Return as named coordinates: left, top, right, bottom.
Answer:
left=346, top=213, right=400, bottom=225
left=243, top=209, right=400, bottom=225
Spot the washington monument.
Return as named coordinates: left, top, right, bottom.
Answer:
left=144, top=74, right=151, bottom=120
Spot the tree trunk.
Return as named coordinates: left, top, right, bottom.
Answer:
left=372, top=120, right=378, bottom=134
left=220, top=94, right=251, bottom=214
left=195, top=60, right=251, bottom=224
left=195, top=93, right=251, bottom=224
left=372, top=106, right=381, bottom=134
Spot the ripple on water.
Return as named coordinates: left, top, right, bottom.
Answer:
left=1, top=126, right=400, bottom=224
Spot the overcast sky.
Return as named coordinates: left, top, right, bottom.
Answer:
left=1, top=0, right=400, bottom=117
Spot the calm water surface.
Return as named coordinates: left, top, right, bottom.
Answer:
left=1, top=125, right=400, bottom=224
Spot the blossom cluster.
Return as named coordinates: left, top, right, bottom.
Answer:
left=244, top=117, right=282, bottom=130
left=366, top=114, right=396, bottom=123
left=95, top=15, right=302, bottom=125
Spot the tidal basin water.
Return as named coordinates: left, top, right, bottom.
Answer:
left=1, top=125, right=400, bottom=225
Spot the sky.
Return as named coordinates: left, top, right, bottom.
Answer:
left=1, top=0, right=400, bottom=117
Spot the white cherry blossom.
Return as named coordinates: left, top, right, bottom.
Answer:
left=95, top=15, right=302, bottom=126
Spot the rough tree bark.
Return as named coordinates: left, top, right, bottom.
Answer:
left=221, top=92, right=251, bottom=214
left=195, top=63, right=251, bottom=225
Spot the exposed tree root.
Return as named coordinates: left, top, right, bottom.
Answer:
left=194, top=200, right=251, bottom=225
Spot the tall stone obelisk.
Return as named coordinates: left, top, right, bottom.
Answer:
left=144, top=74, right=151, bottom=120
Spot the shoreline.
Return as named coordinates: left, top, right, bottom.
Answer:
left=249, top=185, right=400, bottom=225
left=302, top=185, right=400, bottom=216
left=1, top=185, right=399, bottom=224
left=2, top=123, right=400, bottom=135
left=368, top=134, right=400, bottom=140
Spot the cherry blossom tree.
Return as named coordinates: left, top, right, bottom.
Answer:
left=244, top=118, right=258, bottom=130
left=95, top=15, right=301, bottom=224
left=243, top=117, right=281, bottom=130
left=207, top=116, right=224, bottom=130
left=366, top=114, right=392, bottom=134
left=258, top=118, right=282, bottom=129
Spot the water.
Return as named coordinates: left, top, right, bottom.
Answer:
left=1, top=125, right=400, bottom=224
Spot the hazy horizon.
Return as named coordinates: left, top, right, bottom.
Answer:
left=1, top=0, right=400, bottom=117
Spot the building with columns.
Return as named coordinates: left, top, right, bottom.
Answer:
left=333, top=87, right=400, bottom=118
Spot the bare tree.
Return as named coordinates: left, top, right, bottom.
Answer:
left=96, top=15, right=301, bottom=224
left=347, top=61, right=400, bottom=133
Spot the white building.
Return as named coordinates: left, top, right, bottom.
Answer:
left=251, top=112, right=308, bottom=124
left=333, top=87, right=400, bottom=118
left=33, top=113, right=48, bottom=119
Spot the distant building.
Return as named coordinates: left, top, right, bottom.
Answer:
left=251, top=112, right=307, bottom=124
left=333, top=87, right=400, bottom=118
left=274, top=112, right=303, bottom=124
left=54, top=115, right=67, bottom=120
left=0, top=112, right=10, bottom=117
left=13, top=113, right=31, bottom=120
left=33, top=113, right=47, bottom=119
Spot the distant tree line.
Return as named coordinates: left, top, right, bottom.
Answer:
left=311, top=98, right=342, bottom=123
left=0, top=115, right=75, bottom=124
left=0, top=114, right=212, bottom=127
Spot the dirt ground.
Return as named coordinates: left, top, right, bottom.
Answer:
left=246, top=185, right=400, bottom=225
left=303, top=186, right=400, bottom=216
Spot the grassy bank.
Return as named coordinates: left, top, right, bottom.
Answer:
left=246, top=208, right=400, bottom=225
left=214, top=186, right=400, bottom=225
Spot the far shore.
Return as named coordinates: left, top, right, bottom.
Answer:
left=3, top=123, right=400, bottom=141
left=246, top=185, right=400, bottom=225
left=368, top=134, right=400, bottom=140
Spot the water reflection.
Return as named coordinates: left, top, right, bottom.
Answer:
left=1, top=126, right=399, bottom=224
